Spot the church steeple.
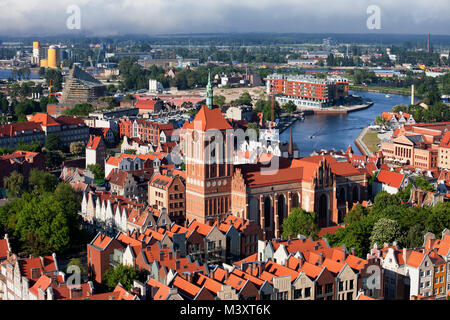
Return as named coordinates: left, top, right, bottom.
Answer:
left=206, top=70, right=213, bottom=109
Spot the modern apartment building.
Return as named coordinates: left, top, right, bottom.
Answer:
left=264, top=74, right=349, bottom=108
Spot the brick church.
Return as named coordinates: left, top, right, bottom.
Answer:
left=182, top=73, right=368, bottom=240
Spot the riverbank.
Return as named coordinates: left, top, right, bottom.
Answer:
left=355, top=126, right=373, bottom=156
left=277, top=102, right=374, bottom=133
left=350, top=85, right=415, bottom=97
left=277, top=114, right=300, bottom=133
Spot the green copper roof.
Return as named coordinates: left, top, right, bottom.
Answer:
left=206, top=70, right=213, bottom=109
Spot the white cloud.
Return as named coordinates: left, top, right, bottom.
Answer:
left=0, top=0, right=448, bottom=36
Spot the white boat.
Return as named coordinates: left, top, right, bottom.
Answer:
left=385, top=94, right=391, bottom=98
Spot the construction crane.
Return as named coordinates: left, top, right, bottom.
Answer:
left=88, top=56, right=94, bottom=68
left=96, top=43, right=110, bottom=68
left=271, top=91, right=275, bottom=124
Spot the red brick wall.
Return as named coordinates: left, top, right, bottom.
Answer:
left=87, top=239, right=123, bottom=284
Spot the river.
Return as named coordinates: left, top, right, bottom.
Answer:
left=279, top=91, right=415, bottom=157
left=0, top=69, right=40, bottom=80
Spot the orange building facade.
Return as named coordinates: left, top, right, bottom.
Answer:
left=381, top=122, right=450, bottom=171
left=264, top=74, right=349, bottom=108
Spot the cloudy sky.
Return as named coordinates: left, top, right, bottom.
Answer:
left=0, top=0, right=448, bottom=36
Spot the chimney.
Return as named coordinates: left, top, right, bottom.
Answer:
left=402, top=248, right=407, bottom=264
left=159, top=251, right=164, bottom=261
left=175, top=260, right=181, bottom=270
left=257, top=263, right=263, bottom=276
left=168, top=287, right=178, bottom=296
left=70, top=287, right=83, bottom=299
left=131, top=287, right=140, bottom=296
left=350, top=248, right=356, bottom=256
left=168, top=251, right=173, bottom=260
left=184, top=271, right=193, bottom=283
left=318, top=252, right=324, bottom=265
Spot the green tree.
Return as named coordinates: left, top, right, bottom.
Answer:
left=4, top=171, right=26, bottom=198
left=68, top=258, right=87, bottom=275
left=281, top=208, right=318, bottom=240
left=231, top=92, right=253, bottom=106
left=370, top=218, right=401, bottom=247
left=282, top=101, right=297, bottom=113
left=124, top=149, right=137, bottom=155
left=45, top=133, right=62, bottom=151
left=17, top=140, right=42, bottom=152
left=14, top=194, right=70, bottom=254
left=344, top=203, right=367, bottom=225
left=70, top=141, right=85, bottom=155
left=372, top=191, right=401, bottom=214
left=425, top=202, right=450, bottom=236
left=326, top=213, right=378, bottom=258
left=45, top=69, right=63, bottom=92
left=398, top=183, right=412, bottom=202
left=64, top=103, right=94, bottom=116
left=29, top=169, right=58, bottom=194
left=46, top=150, right=64, bottom=168
left=0, top=95, right=9, bottom=114
left=247, top=122, right=260, bottom=138
left=87, top=164, right=105, bottom=180
left=254, top=97, right=281, bottom=121
left=374, top=115, right=388, bottom=127
left=401, top=225, right=426, bottom=249
left=213, top=95, right=226, bottom=107
left=413, top=176, right=435, bottom=192
left=103, top=265, right=147, bottom=291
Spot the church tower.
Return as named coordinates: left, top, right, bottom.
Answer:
left=206, top=70, right=213, bottom=109
left=183, top=84, right=234, bottom=223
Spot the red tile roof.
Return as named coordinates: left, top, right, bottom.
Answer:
left=106, top=168, right=128, bottom=187
left=344, top=255, right=368, bottom=271
left=183, top=106, right=232, bottom=131
left=406, top=251, right=425, bottom=268
left=0, top=122, right=43, bottom=137
left=321, top=258, right=345, bottom=274
left=147, top=277, right=171, bottom=300
left=28, top=113, right=60, bottom=126
left=136, top=99, right=159, bottom=110
left=29, top=275, right=53, bottom=296
left=0, top=238, right=10, bottom=259
left=357, top=293, right=376, bottom=300
left=376, top=169, right=405, bottom=189
left=86, top=135, right=102, bottom=150
left=150, top=174, right=174, bottom=190
left=171, top=275, right=202, bottom=299
left=440, top=131, right=450, bottom=148
left=91, top=233, right=114, bottom=250
left=195, top=273, right=223, bottom=295
left=18, top=256, right=58, bottom=282
left=188, top=221, right=213, bottom=237
left=318, top=225, right=344, bottom=238
left=299, top=261, right=323, bottom=279
left=264, top=260, right=299, bottom=282
left=225, top=273, right=249, bottom=290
